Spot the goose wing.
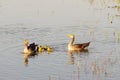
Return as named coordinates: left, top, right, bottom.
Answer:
left=28, top=43, right=38, bottom=51
left=74, top=42, right=90, bottom=49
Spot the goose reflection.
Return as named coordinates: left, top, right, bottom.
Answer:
left=68, top=49, right=89, bottom=65
left=24, top=53, right=29, bottom=66
left=23, top=52, right=39, bottom=66
left=23, top=47, right=53, bottom=66
left=68, top=49, right=89, bottom=79
left=24, top=51, right=40, bottom=66
left=68, top=50, right=88, bottom=80
left=68, top=50, right=75, bottom=64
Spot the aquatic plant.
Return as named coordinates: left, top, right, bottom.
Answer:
left=118, top=32, right=120, bottom=42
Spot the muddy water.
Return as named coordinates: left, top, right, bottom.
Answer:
left=0, top=0, right=120, bottom=80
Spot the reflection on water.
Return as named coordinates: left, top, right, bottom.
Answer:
left=68, top=50, right=81, bottom=80
left=24, top=53, right=29, bottom=66
left=68, top=51, right=74, bottom=65
left=68, top=50, right=89, bottom=80
left=0, top=24, right=120, bottom=80
left=23, top=50, right=53, bottom=66
left=67, top=46, right=120, bottom=80
left=90, top=49, right=120, bottom=80
left=68, top=50, right=89, bottom=65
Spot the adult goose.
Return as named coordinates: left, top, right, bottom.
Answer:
left=24, top=39, right=38, bottom=55
left=68, top=34, right=90, bottom=51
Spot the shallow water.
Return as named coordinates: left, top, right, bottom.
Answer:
left=0, top=0, right=120, bottom=80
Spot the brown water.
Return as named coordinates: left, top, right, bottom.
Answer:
left=0, top=0, right=120, bottom=80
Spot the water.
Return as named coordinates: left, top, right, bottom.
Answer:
left=0, top=0, right=120, bottom=80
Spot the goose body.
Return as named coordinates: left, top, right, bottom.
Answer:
left=68, top=34, right=90, bottom=51
left=24, top=39, right=38, bottom=55
left=47, top=47, right=53, bottom=52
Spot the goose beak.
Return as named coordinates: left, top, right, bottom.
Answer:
left=67, top=34, right=71, bottom=37
left=67, top=34, right=73, bottom=37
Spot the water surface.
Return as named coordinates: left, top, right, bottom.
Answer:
left=0, top=0, right=120, bottom=80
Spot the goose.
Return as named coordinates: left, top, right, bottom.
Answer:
left=68, top=34, right=90, bottom=51
left=24, top=39, right=38, bottom=55
left=37, top=45, right=44, bottom=52
left=47, top=47, right=53, bottom=52
left=43, top=45, right=53, bottom=52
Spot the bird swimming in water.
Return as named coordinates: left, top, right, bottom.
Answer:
left=24, top=39, right=38, bottom=55
left=37, top=45, right=44, bottom=52
left=67, top=34, right=90, bottom=51
left=37, top=45, right=53, bottom=53
left=43, top=45, right=49, bottom=50
left=43, top=45, right=53, bottom=52
left=47, top=47, right=53, bottom=53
